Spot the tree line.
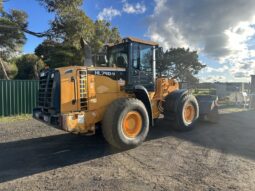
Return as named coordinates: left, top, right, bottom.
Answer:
left=0, top=0, right=205, bottom=82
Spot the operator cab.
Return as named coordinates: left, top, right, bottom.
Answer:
left=106, top=37, right=158, bottom=91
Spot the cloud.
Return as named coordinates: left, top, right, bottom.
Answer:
left=230, top=60, right=255, bottom=78
left=122, top=1, right=146, bottom=14
left=97, top=1, right=146, bottom=21
left=148, top=0, right=255, bottom=81
left=97, top=7, right=121, bottom=21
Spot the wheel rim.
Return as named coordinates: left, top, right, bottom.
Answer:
left=122, top=111, right=142, bottom=138
left=183, top=103, right=196, bottom=124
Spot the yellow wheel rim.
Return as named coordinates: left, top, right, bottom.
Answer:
left=184, top=103, right=195, bottom=123
left=122, top=111, right=142, bottom=138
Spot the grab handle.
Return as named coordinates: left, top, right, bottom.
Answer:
left=71, top=77, right=77, bottom=105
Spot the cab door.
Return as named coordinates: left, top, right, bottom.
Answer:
left=130, top=43, right=155, bottom=91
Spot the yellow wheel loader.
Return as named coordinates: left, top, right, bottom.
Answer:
left=33, top=37, right=199, bottom=149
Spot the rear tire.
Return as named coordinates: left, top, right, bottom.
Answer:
left=164, top=94, right=199, bottom=131
left=102, top=98, right=149, bottom=149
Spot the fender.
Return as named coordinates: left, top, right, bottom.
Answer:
left=163, top=89, right=188, bottom=113
left=134, top=85, right=154, bottom=127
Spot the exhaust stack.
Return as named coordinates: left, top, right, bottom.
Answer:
left=80, top=38, right=93, bottom=67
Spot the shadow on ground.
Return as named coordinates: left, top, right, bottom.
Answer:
left=0, top=110, right=254, bottom=183
left=156, top=110, right=255, bottom=160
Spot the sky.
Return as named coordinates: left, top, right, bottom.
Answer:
left=3, top=0, right=255, bottom=82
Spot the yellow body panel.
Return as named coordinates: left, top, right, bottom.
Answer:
left=55, top=66, right=179, bottom=134
left=59, top=68, right=78, bottom=113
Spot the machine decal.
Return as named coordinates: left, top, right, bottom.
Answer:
left=94, top=70, right=116, bottom=76
left=88, top=68, right=126, bottom=81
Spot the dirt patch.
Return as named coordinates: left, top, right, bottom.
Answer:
left=0, top=108, right=255, bottom=191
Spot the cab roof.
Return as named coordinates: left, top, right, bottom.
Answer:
left=106, top=37, right=159, bottom=47
left=123, top=37, right=159, bottom=46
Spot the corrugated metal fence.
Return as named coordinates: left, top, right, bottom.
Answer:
left=0, top=80, right=39, bottom=116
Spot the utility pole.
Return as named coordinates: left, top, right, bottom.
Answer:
left=250, top=75, right=255, bottom=109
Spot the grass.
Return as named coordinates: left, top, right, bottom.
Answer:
left=0, top=114, right=32, bottom=123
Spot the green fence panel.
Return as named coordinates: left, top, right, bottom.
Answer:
left=0, top=80, right=39, bottom=117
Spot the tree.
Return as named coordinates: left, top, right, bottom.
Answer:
left=37, top=0, right=83, bottom=13
left=157, top=48, right=206, bottom=83
left=37, top=0, right=94, bottom=48
left=91, top=20, right=121, bottom=53
left=0, top=59, right=18, bottom=79
left=35, top=0, right=121, bottom=68
left=35, top=40, right=83, bottom=68
left=156, top=47, right=168, bottom=77
left=50, top=10, right=94, bottom=48
left=1, top=0, right=122, bottom=76
left=0, top=0, right=3, bottom=12
left=0, top=10, right=27, bottom=53
left=15, top=54, right=45, bottom=79
left=0, top=2, right=27, bottom=79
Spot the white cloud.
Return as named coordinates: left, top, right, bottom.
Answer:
left=148, top=0, right=255, bottom=81
left=122, top=1, right=146, bottom=14
left=150, top=18, right=188, bottom=50
left=97, top=7, right=121, bottom=21
left=97, top=1, right=146, bottom=21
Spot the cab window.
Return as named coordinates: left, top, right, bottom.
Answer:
left=132, top=43, right=153, bottom=72
left=108, top=45, right=128, bottom=68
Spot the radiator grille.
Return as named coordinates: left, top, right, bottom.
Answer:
left=38, top=70, right=54, bottom=112
left=79, top=70, right=88, bottom=111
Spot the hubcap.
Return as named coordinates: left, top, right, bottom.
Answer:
left=122, top=111, right=142, bottom=138
left=183, top=103, right=196, bottom=123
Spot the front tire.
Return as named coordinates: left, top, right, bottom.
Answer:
left=102, top=98, right=149, bottom=149
left=164, top=94, right=199, bottom=131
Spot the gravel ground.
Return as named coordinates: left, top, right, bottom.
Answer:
left=0, top=108, right=255, bottom=191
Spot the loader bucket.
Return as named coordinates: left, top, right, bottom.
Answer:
left=196, top=95, right=219, bottom=123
